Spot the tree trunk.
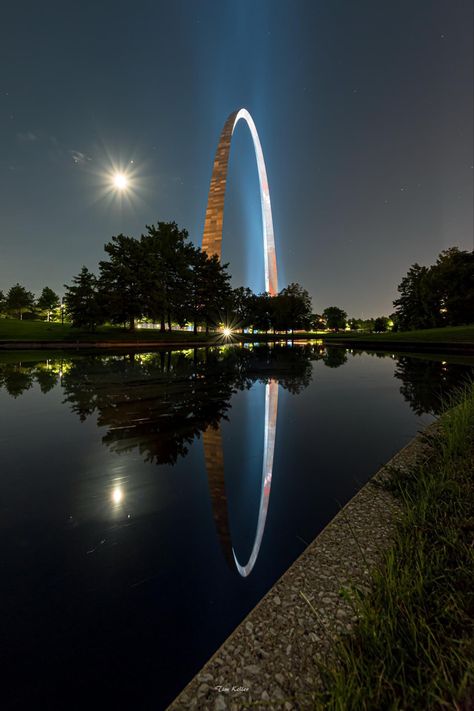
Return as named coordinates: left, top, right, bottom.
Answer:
left=167, top=314, right=172, bottom=331
left=160, top=315, right=165, bottom=332
left=129, top=316, right=135, bottom=332
left=205, top=321, right=209, bottom=336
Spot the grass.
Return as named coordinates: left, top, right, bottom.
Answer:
left=1, top=319, right=474, bottom=348
left=314, top=384, right=474, bottom=710
left=0, top=319, right=215, bottom=342
left=323, top=324, right=474, bottom=343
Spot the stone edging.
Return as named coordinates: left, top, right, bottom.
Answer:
left=168, top=425, right=434, bottom=710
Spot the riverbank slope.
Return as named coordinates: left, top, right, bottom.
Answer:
left=1, top=320, right=474, bottom=353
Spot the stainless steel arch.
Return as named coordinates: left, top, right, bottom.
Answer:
left=202, top=109, right=278, bottom=296
left=203, top=379, right=278, bottom=577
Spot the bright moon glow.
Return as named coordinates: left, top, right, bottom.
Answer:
left=112, top=486, right=123, bottom=504
left=113, top=173, right=128, bottom=190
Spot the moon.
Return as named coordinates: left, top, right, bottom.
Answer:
left=113, top=173, right=128, bottom=191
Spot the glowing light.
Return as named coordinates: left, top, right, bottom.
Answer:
left=223, top=327, right=232, bottom=337
left=113, top=173, right=128, bottom=191
left=89, top=151, right=143, bottom=211
left=112, top=486, right=123, bottom=504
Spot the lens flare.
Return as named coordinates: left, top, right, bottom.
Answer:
left=113, top=173, right=128, bottom=191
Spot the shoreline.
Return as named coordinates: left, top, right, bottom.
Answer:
left=1, top=336, right=474, bottom=354
left=166, top=426, right=433, bottom=710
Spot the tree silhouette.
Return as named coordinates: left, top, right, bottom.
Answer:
left=37, top=287, right=60, bottom=322
left=64, top=267, right=103, bottom=331
left=6, top=284, right=35, bottom=320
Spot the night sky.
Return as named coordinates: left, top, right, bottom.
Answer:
left=1, top=0, right=472, bottom=317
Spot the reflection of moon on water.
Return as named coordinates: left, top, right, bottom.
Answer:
left=203, top=379, right=279, bottom=577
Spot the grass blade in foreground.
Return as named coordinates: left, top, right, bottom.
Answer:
left=315, top=385, right=474, bottom=710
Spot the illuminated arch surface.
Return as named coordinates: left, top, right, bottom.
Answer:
left=202, top=109, right=278, bottom=296
left=203, top=379, right=278, bottom=577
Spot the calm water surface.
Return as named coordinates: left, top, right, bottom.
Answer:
left=1, top=344, right=473, bottom=710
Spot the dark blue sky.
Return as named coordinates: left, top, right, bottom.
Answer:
left=1, top=0, right=472, bottom=316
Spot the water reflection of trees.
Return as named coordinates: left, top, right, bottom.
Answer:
left=2, top=348, right=472, bottom=448
left=0, top=359, right=59, bottom=398
left=323, top=347, right=348, bottom=369
left=393, top=356, right=473, bottom=415
left=62, top=346, right=320, bottom=465
left=0, top=345, right=322, bottom=465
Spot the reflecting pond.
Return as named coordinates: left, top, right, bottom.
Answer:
left=1, top=344, right=473, bottom=710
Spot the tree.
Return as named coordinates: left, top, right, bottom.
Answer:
left=230, top=287, right=254, bottom=332
left=64, top=267, right=103, bottom=331
left=188, top=251, right=233, bottom=334
left=99, top=234, right=144, bottom=331
left=430, top=248, right=474, bottom=327
left=249, top=292, right=272, bottom=333
left=393, top=249, right=474, bottom=330
left=140, top=222, right=195, bottom=331
left=6, top=284, right=35, bottom=320
left=362, top=317, right=376, bottom=332
left=272, top=283, right=313, bottom=333
left=393, top=263, right=432, bottom=330
left=374, top=316, right=389, bottom=332
left=37, top=287, right=60, bottom=322
left=311, top=313, right=326, bottom=331
left=0, top=289, right=5, bottom=315
left=322, top=306, right=347, bottom=331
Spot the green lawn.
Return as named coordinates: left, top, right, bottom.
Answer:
left=0, top=319, right=214, bottom=342
left=1, top=319, right=474, bottom=346
left=322, top=325, right=474, bottom=343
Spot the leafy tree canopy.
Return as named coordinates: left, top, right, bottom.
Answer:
left=374, top=316, right=389, bottom=332
left=322, top=306, right=347, bottom=331
left=393, top=248, right=474, bottom=330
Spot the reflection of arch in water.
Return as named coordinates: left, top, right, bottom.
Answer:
left=203, top=379, right=278, bottom=577
left=202, top=108, right=278, bottom=296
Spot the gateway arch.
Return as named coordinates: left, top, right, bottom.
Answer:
left=202, top=109, right=279, bottom=296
